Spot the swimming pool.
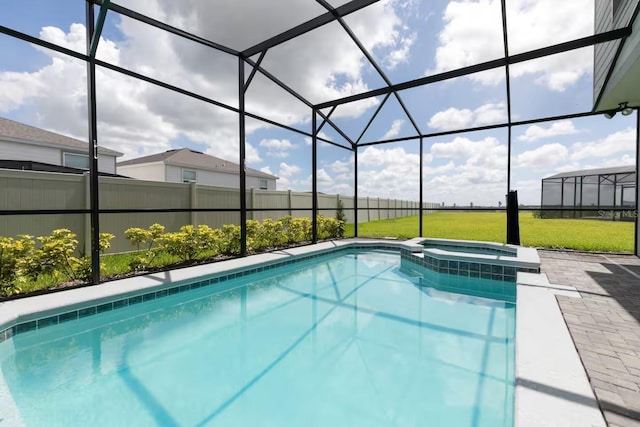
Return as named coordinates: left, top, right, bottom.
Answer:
left=0, top=249, right=515, bottom=427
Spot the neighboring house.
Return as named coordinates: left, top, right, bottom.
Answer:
left=593, top=0, right=640, bottom=112
left=118, top=148, right=279, bottom=190
left=0, top=116, right=123, bottom=174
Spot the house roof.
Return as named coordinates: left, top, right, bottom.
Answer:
left=0, top=116, right=123, bottom=157
left=118, top=148, right=279, bottom=180
left=543, top=165, right=635, bottom=180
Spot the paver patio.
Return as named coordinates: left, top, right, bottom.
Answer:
left=540, top=250, right=640, bottom=427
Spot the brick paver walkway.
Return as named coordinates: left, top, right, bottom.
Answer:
left=540, top=250, right=640, bottom=427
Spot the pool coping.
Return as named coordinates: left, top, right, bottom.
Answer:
left=0, top=239, right=423, bottom=337
left=0, top=238, right=604, bottom=426
left=515, top=273, right=606, bottom=427
left=420, top=237, right=541, bottom=272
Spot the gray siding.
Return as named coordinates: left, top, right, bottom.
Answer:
left=164, top=164, right=276, bottom=189
left=118, top=162, right=166, bottom=181
left=0, top=139, right=117, bottom=173
left=0, top=140, right=61, bottom=165
left=594, top=0, right=639, bottom=106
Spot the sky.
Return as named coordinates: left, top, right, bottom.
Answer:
left=0, top=0, right=636, bottom=207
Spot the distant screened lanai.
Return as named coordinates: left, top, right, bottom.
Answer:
left=541, top=165, right=636, bottom=220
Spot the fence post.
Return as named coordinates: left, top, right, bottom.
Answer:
left=190, top=182, right=197, bottom=225
left=84, top=172, right=91, bottom=254
left=250, top=187, right=255, bottom=221
left=336, top=193, right=340, bottom=218
left=288, top=190, right=292, bottom=216
left=367, top=197, right=370, bottom=222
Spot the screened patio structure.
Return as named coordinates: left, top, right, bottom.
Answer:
left=541, top=166, right=636, bottom=220
left=0, top=0, right=639, bottom=284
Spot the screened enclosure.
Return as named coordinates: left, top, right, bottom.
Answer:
left=0, top=0, right=639, bottom=287
left=541, top=166, right=636, bottom=220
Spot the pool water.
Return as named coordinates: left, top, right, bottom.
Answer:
left=0, top=250, right=515, bottom=427
left=422, top=243, right=514, bottom=257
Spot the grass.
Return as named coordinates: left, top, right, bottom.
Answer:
left=17, top=250, right=218, bottom=294
left=346, top=212, right=634, bottom=252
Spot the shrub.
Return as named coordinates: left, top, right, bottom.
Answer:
left=260, top=218, right=285, bottom=248
left=125, top=224, right=166, bottom=271
left=218, top=224, right=241, bottom=255
left=159, top=225, right=219, bottom=262
left=318, top=215, right=344, bottom=239
left=336, top=199, right=346, bottom=223
left=124, top=223, right=165, bottom=251
left=22, top=229, right=114, bottom=282
left=245, top=220, right=262, bottom=251
left=0, top=235, right=34, bottom=296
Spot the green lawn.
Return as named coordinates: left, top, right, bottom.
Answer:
left=346, top=212, right=634, bottom=252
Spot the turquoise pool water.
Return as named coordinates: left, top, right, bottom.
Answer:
left=0, top=250, right=515, bottom=427
left=422, top=243, right=514, bottom=257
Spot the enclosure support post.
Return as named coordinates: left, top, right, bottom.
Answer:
left=354, top=146, right=358, bottom=237
left=573, top=177, right=577, bottom=218
left=561, top=177, right=565, bottom=217
left=613, top=175, right=618, bottom=222
left=312, top=109, right=318, bottom=243
left=419, top=136, right=424, bottom=237
left=635, top=110, right=640, bottom=256
left=239, top=56, right=247, bottom=256
left=86, top=3, right=101, bottom=285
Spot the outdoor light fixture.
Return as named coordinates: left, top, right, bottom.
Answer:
left=604, top=110, right=617, bottom=119
left=620, top=102, right=634, bottom=116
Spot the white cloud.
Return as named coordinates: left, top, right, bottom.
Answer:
left=258, top=138, right=294, bottom=158
left=384, top=32, right=417, bottom=70
left=260, top=166, right=273, bottom=174
left=423, top=161, right=456, bottom=175
left=356, top=146, right=420, bottom=199
left=518, top=120, right=578, bottom=142
left=279, top=162, right=301, bottom=177
left=427, top=102, right=506, bottom=131
left=423, top=136, right=508, bottom=205
left=383, top=119, right=405, bottom=139
left=570, top=128, right=635, bottom=162
left=515, top=143, right=568, bottom=168
left=430, top=136, right=506, bottom=166
left=304, top=131, right=333, bottom=145
left=429, top=0, right=594, bottom=91
left=242, top=142, right=263, bottom=165
left=0, top=1, right=411, bottom=159
left=328, top=157, right=353, bottom=174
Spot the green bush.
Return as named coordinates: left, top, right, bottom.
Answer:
left=336, top=199, right=346, bottom=223
left=218, top=224, right=241, bottom=255
left=159, top=225, right=219, bottom=262
left=0, top=235, right=34, bottom=296
left=0, top=214, right=347, bottom=296
left=317, top=215, right=344, bottom=239
left=260, top=218, right=286, bottom=248
left=22, top=229, right=114, bottom=283
left=125, top=224, right=166, bottom=271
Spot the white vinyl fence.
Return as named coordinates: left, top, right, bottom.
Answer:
left=0, top=169, right=438, bottom=253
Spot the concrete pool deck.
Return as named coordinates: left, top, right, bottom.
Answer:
left=540, top=250, right=640, bottom=427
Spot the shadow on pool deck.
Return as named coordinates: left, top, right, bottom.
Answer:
left=540, top=250, right=640, bottom=427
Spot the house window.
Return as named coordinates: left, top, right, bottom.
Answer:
left=613, top=0, right=622, bottom=17
left=259, top=179, right=268, bottom=190
left=182, top=169, right=197, bottom=183
left=63, top=152, right=90, bottom=170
